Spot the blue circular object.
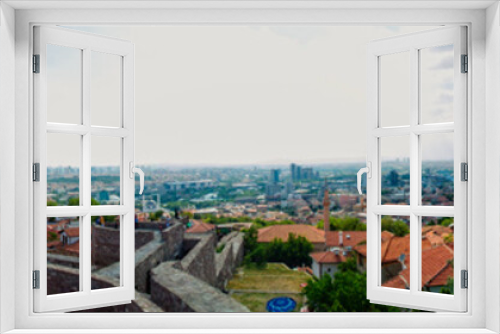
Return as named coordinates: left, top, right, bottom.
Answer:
left=266, top=297, right=297, bottom=312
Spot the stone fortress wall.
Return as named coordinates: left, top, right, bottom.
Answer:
left=47, top=220, right=248, bottom=312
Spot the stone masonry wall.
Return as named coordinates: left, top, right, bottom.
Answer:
left=180, top=234, right=216, bottom=286
left=47, top=253, right=79, bottom=269
left=150, top=262, right=249, bottom=312
left=91, top=225, right=120, bottom=267
left=91, top=226, right=155, bottom=268
left=219, top=232, right=245, bottom=271
left=47, top=264, right=163, bottom=312
left=161, top=222, right=184, bottom=261
left=135, top=230, right=155, bottom=249
left=134, top=237, right=164, bottom=293
left=215, top=242, right=233, bottom=290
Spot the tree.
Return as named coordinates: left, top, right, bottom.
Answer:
left=245, top=233, right=313, bottom=268
left=283, top=233, right=313, bottom=267
left=439, top=218, right=454, bottom=227
left=381, top=216, right=409, bottom=237
left=182, top=211, right=194, bottom=219
left=68, top=197, right=79, bottom=206
left=149, top=210, right=164, bottom=221
left=440, top=277, right=454, bottom=295
left=302, top=257, right=401, bottom=312
left=47, top=200, right=58, bottom=206
left=243, top=225, right=258, bottom=254
left=47, top=231, right=58, bottom=242
left=244, top=246, right=267, bottom=269
left=316, top=217, right=366, bottom=232
left=267, top=238, right=287, bottom=263
left=68, top=197, right=100, bottom=206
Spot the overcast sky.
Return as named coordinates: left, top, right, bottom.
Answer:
left=47, top=25, right=454, bottom=167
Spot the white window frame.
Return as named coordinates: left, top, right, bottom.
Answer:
left=365, top=26, right=467, bottom=312
left=0, top=2, right=499, bottom=333
left=33, top=25, right=136, bottom=312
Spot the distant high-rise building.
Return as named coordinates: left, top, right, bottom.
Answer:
left=269, top=169, right=280, bottom=184
left=291, top=163, right=318, bottom=182
left=290, top=163, right=297, bottom=182
left=301, top=167, right=314, bottom=180
left=389, top=170, right=400, bottom=186
left=323, top=181, right=330, bottom=233
left=296, top=166, right=302, bottom=181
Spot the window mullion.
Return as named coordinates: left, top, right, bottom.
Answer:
left=82, top=47, right=91, bottom=293
left=409, top=47, right=420, bottom=294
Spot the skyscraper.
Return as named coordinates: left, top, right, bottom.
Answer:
left=323, top=181, right=330, bottom=233
left=270, top=169, right=280, bottom=184
left=290, top=163, right=297, bottom=182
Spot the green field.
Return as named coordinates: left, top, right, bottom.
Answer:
left=227, top=263, right=310, bottom=312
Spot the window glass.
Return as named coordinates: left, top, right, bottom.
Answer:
left=47, top=44, right=82, bottom=124
left=421, top=217, right=454, bottom=295
left=381, top=136, right=410, bottom=205
left=91, top=51, right=122, bottom=127
left=91, top=136, right=121, bottom=205
left=92, top=215, right=121, bottom=290
left=47, top=133, right=81, bottom=206
left=47, top=216, right=81, bottom=295
left=420, top=45, right=454, bottom=124
left=421, top=133, right=454, bottom=206
left=380, top=52, right=410, bottom=127
left=380, top=215, right=410, bottom=290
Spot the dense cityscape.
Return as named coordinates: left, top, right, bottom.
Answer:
left=46, top=161, right=455, bottom=312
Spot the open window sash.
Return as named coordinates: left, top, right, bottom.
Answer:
left=33, top=26, right=136, bottom=312
left=365, top=26, right=467, bottom=312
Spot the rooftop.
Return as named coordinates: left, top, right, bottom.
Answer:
left=257, top=224, right=325, bottom=244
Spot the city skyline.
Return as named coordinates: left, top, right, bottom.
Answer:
left=46, top=25, right=454, bottom=167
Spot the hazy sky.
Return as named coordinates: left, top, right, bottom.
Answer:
left=47, top=25, right=454, bottom=167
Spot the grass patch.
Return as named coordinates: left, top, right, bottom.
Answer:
left=231, top=293, right=303, bottom=312
left=227, top=263, right=310, bottom=293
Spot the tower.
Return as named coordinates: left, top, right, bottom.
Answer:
left=323, top=180, right=330, bottom=233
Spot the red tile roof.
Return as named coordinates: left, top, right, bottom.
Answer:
left=382, top=234, right=411, bottom=263
left=422, top=225, right=452, bottom=236
left=297, top=267, right=314, bottom=275
left=425, top=231, right=445, bottom=247
left=257, top=225, right=325, bottom=244
left=63, top=227, right=80, bottom=238
left=310, top=251, right=347, bottom=264
left=47, top=240, right=62, bottom=249
left=186, top=219, right=215, bottom=234
left=64, top=241, right=80, bottom=255
left=355, top=231, right=433, bottom=264
left=383, top=244, right=454, bottom=289
left=47, top=219, right=70, bottom=232
left=325, top=231, right=366, bottom=248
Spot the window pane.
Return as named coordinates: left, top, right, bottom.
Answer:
left=47, top=133, right=81, bottom=206
left=47, top=44, right=82, bottom=124
left=421, top=133, right=454, bottom=206
left=381, top=136, right=410, bottom=205
left=47, top=216, right=80, bottom=295
left=91, top=215, right=121, bottom=290
left=420, top=45, right=454, bottom=124
left=379, top=216, right=410, bottom=289
left=91, top=136, right=121, bottom=205
left=380, top=51, right=410, bottom=127
left=421, top=217, right=454, bottom=294
left=91, top=51, right=122, bottom=127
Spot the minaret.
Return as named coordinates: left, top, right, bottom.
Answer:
left=323, top=179, right=330, bottom=233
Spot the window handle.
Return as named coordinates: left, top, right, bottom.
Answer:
left=129, top=162, right=145, bottom=195
left=357, top=162, right=371, bottom=195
